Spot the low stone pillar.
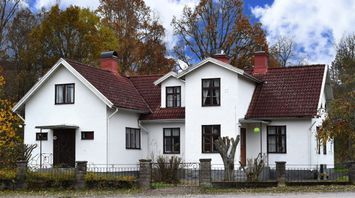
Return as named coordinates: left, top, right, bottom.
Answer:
left=349, top=162, right=355, bottom=185
left=15, top=160, right=27, bottom=189
left=199, top=158, right=212, bottom=187
left=276, top=161, right=286, bottom=186
left=75, top=161, right=87, bottom=189
left=138, top=159, right=152, bottom=189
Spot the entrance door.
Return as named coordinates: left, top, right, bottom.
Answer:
left=240, top=128, right=246, bottom=166
left=53, top=129, right=75, bottom=167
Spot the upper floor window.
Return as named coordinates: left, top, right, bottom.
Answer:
left=55, top=83, right=74, bottom=104
left=267, top=126, right=286, bottom=153
left=166, top=86, right=181, bottom=107
left=126, top=127, right=141, bottom=149
left=163, top=128, right=180, bottom=154
left=202, top=125, right=220, bottom=153
left=202, top=78, right=220, bottom=106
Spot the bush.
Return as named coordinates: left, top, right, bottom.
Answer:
left=84, top=172, right=136, bottom=189
left=26, top=169, right=76, bottom=189
left=153, top=156, right=182, bottom=184
left=0, top=169, right=16, bottom=180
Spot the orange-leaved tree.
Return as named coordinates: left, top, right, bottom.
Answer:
left=0, top=67, right=23, bottom=168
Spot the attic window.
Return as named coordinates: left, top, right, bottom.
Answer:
left=55, top=83, right=75, bottom=104
left=166, top=86, right=181, bottom=107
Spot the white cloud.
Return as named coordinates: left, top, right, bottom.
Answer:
left=33, top=0, right=198, bottom=50
left=252, top=0, right=355, bottom=65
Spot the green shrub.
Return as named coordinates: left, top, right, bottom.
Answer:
left=0, top=169, right=16, bottom=180
left=26, top=169, right=75, bottom=189
left=84, top=172, right=136, bottom=189
left=153, top=156, right=182, bottom=184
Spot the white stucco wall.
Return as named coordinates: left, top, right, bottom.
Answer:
left=184, top=62, right=256, bottom=164
left=160, top=77, right=185, bottom=108
left=24, top=65, right=108, bottom=165
left=108, top=109, right=146, bottom=165
left=244, top=118, right=334, bottom=167
left=141, top=121, right=185, bottom=161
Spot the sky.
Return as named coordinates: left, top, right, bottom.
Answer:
left=26, top=0, right=355, bottom=66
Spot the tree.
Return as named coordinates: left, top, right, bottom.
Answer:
left=319, top=34, right=355, bottom=162
left=98, top=0, right=174, bottom=74
left=0, top=67, right=22, bottom=168
left=5, top=8, right=39, bottom=100
left=214, top=135, right=240, bottom=181
left=269, top=36, right=296, bottom=67
left=0, top=0, right=22, bottom=53
left=172, top=0, right=268, bottom=69
left=28, top=5, right=117, bottom=75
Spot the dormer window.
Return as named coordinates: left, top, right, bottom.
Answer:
left=55, top=83, right=75, bottom=104
left=166, top=86, right=181, bottom=107
left=202, top=78, right=220, bottom=106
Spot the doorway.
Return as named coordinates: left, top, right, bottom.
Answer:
left=53, top=129, right=75, bottom=167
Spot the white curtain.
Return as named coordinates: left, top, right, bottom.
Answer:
left=202, top=80, right=210, bottom=104
left=56, top=86, right=64, bottom=103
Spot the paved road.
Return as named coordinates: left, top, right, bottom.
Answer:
left=116, top=192, right=355, bottom=198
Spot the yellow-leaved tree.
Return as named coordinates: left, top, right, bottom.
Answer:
left=0, top=67, right=22, bottom=168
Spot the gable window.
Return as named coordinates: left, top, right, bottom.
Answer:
left=202, top=125, right=220, bottom=153
left=163, top=128, right=180, bottom=154
left=202, top=78, right=220, bottom=106
left=36, top=132, right=48, bottom=141
left=81, top=131, right=94, bottom=140
left=267, top=126, right=286, bottom=153
left=166, top=86, right=181, bottom=107
left=55, top=83, right=75, bottom=104
left=126, top=128, right=140, bottom=149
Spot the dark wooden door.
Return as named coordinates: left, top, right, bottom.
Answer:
left=53, top=129, right=75, bottom=167
left=240, top=128, right=246, bottom=166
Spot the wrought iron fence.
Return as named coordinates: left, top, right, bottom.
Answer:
left=211, top=164, right=276, bottom=182
left=151, top=162, right=199, bottom=186
left=27, top=164, right=76, bottom=181
left=87, top=164, right=139, bottom=179
left=285, top=164, right=349, bottom=182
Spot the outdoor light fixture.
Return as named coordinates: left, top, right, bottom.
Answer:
left=254, top=127, right=260, bottom=133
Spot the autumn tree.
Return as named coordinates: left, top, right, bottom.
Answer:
left=98, top=0, right=174, bottom=74
left=5, top=8, right=39, bottom=100
left=320, top=34, right=355, bottom=162
left=0, top=0, right=22, bottom=55
left=0, top=67, right=22, bottom=168
left=28, top=5, right=117, bottom=74
left=172, top=0, right=268, bottom=69
left=214, top=135, right=240, bottom=181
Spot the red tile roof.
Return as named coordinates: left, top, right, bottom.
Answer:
left=66, top=59, right=150, bottom=112
left=246, top=65, right=325, bottom=118
left=66, top=59, right=324, bottom=120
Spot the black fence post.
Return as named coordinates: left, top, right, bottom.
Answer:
left=15, top=160, right=27, bottom=189
left=349, top=161, right=355, bottom=185
left=276, top=161, right=286, bottom=186
left=199, top=158, right=212, bottom=187
left=75, top=161, right=87, bottom=189
left=138, top=159, right=152, bottom=189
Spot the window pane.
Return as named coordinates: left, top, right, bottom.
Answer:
left=172, top=129, right=179, bottom=136
left=202, top=80, right=210, bottom=88
left=56, top=85, right=64, bottom=103
left=268, top=127, right=276, bottom=134
left=126, top=130, right=130, bottom=148
left=66, top=85, right=74, bottom=103
left=175, top=87, right=180, bottom=93
left=214, top=79, right=220, bottom=87
left=164, top=129, right=171, bottom=136
left=135, top=130, right=140, bottom=148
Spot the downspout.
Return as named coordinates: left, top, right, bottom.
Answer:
left=107, top=107, right=118, bottom=165
left=309, top=120, right=317, bottom=167
left=139, top=120, right=149, bottom=159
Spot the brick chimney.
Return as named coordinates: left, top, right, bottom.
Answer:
left=100, top=51, right=119, bottom=75
left=211, top=49, right=230, bottom=64
left=253, top=51, right=268, bottom=75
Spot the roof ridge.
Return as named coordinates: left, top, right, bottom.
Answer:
left=268, top=64, right=325, bottom=70
left=64, top=58, right=113, bottom=73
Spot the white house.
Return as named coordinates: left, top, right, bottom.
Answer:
left=12, top=51, right=334, bottom=168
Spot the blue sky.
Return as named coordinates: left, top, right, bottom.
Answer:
left=24, top=0, right=355, bottom=66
